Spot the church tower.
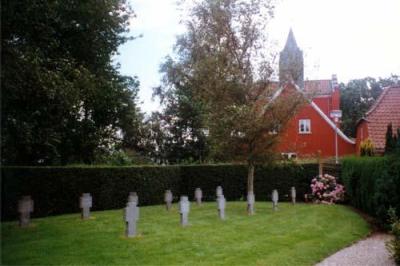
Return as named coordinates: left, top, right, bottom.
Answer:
left=279, top=29, right=304, bottom=88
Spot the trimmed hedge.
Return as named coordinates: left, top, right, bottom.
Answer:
left=2, top=163, right=328, bottom=221
left=1, top=166, right=181, bottom=221
left=342, top=156, right=400, bottom=224
left=181, top=163, right=319, bottom=202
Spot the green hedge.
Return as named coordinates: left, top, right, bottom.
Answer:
left=2, top=163, right=327, bottom=221
left=1, top=166, right=181, bottom=221
left=342, top=156, right=400, bottom=224
left=180, top=163, right=318, bottom=202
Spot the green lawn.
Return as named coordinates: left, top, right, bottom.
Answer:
left=2, top=202, right=370, bottom=265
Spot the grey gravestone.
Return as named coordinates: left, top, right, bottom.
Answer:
left=164, top=190, right=173, bottom=211
left=291, top=187, right=296, bottom=204
left=247, top=192, right=255, bottom=215
left=18, top=196, right=34, bottom=227
left=272, top=189, right=279, bottom=211
left=128, top=192, right=138, bottom=204
left=124, top=201, right=139, bottom=237
left=80, top=193, right=92, bottom=220
left=179, top=196, right=190, bottom=226
left=217, top=195, right=226, bottom=220
left=216, top=186, right=223, bottom=197
left=194, top=188, right=202, bottom=205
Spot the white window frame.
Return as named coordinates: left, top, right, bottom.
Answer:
left=281, top=152, right=297, bottom=160
left=299, top=119, right=311, bottom=134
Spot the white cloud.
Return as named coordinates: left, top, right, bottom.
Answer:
left=130, top=0, right=185, bottom=34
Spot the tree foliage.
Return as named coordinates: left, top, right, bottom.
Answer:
left=385, top=123, right=400, bottom=156
left=1, top=0, right=144, bottom=165
left=156, top=0, right=305, bottom=193
left=360, top=138, right=375, bottom=157
left=150, top=56, right=209, bottom=164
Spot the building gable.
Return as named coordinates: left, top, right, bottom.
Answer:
left=356, top=86, right=400, bottom=153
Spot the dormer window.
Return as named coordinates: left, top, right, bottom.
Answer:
left=299, top=119, right=311, bottom=134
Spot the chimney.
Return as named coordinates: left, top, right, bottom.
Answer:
left=331, top=74, right=340, bottom=120
left=331, top=74, right=338, bottom=89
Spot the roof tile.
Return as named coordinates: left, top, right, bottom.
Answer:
left=304, top=80, right=332, bottom=95
left=365, top=86, right=400, bottom=150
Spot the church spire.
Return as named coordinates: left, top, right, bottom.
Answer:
left=284, top=28, right=298, bottom=50
left=279, top=29, right=304, bottom=88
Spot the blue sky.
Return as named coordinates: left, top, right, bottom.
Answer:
left=114, top=0, right=400, bottom=114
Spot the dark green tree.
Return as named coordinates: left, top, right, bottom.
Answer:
left=385, top=123, right=398, bottom=155
left=397, top=128, right=400, bottom=154
left=140, top=112, right=169, bottom=164
left=152, top=57, right=209, bottom=164
left=1, top=0, right=144, bottom=165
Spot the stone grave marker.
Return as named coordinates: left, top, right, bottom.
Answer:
left=128, top=192, right=138, bottom=204
left=80, top=193, right=92, bottom=220
left=179, top=196, right=190, bottom=226
left=164, top=190, right=173, bottom=210
left=18, top=196, right=34, bottom=227
left=194, top=188, right=202, bottom=205
left=216, top=186, right=223, bottom=197
left=247, top=192, right=255, bottom=215
left=217, top=195, right=226, bottom=220
left=272, top=189, right=279, bottom=211
left=124, top=201, right=139, bottom=237
left=291, top=187, right=296, bottom=204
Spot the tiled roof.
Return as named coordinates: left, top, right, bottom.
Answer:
left=304, top=80, right=332, bottom=95
left=270, top=80, right=333, bottom=95
left=365, top=86, right=400, bottom=151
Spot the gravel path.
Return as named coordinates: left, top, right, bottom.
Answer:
left=316, top=233, right=395, bottom=266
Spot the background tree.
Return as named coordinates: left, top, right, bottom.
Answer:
left=2, top=0, right=144, bottom=165
left=152, top=57, right=209, bottom=164
left=157, top=0, right=305, bottom=195
left=340, top=75, right=399, bottom=137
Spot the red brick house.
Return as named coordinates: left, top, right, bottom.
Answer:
left=355, top=85, right=400, bottom=154
left=275, top=30, right=356, bottom=158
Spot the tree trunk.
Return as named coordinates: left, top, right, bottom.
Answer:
left=247, top=161, right=255, bottom=193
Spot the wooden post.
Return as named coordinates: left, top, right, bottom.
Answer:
left=317, top=150, right=323, bottom=176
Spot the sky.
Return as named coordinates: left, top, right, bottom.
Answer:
left=115, top=0, right=400, bottom=114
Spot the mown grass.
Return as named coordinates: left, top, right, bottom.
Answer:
left=1, top=202, right=370, bottom=265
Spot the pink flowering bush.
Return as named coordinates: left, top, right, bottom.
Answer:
left=310, top=174, right=345, bottom=204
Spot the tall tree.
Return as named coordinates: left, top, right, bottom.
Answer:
left=385, top=123, right=396, bottom=155
left=153, top=57, right=209, bottom=164
left=1, top=0, right=143, bottom=165
left=158, top=0, right=304, bottom=197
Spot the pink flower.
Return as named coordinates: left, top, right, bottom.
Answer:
left=309, top=174, right=345, bottom=204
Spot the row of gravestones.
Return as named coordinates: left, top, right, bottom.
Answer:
left=17, top=186, right=297, bottom=238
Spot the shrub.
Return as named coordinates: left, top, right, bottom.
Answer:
left=93, top=150, right=153, bottom=166
left=360, top=138, right=375, bottom=156
left=309, top=174, right=345, bottom=204
left=387, top=208, right=400, bottom=264
left=1, top=162, right=327, bottom=220
left=342, top=156, right=400, bottom=224
left=385, top=123, right=398, bottom=155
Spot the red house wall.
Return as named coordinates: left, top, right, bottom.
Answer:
left=276, top=104, right=356, bottom=158
left=311, top=88, right=340, bottom=118
left=313, top=97, right=331, bottom=116
left=332, top=87, right=340, bottom=110
left=355, top=120, right=369, bottom=155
